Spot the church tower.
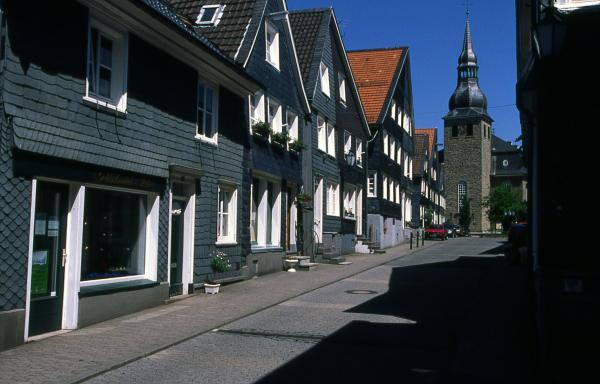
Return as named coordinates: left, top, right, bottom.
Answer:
left=443, top=13, right=493, bottom=232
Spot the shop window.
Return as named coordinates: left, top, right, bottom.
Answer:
left=85, top=18, right=128, bottom=112
left=81, top=188, right=148, bottom=281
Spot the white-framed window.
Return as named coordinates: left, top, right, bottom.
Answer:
left=344, top=131, right=352, bottom=155
left=391, top=101, right=396, bottom=121
left=409, top=158, right=413, bottom=179
left=458, top=181, right=467, bottom=211
left=356, top=139, right=363, bottom=167
left=395, top=182, right=401, bottom=204
left=286, top=110, right=299, bottom=141
left=383, top=175, right=388, bottom=200
left=317, top=115, right=327, bottom=152
left=268, top=97, right=282, bottom=133
left=383, top=131, right=389, bottom=156
left=320, top=61, right=330, bottom=97
left=327, top=123, right=336, bottom=157
left=80, top=186, right=159, bottom=285
left=390, top=140, right=396, bottom=162
left=196, top=80, right=218, bottom=142
left=250, top=91, right=265, bottom=127
left=217, top=184, right=237, bottom=244
left=326, top=181, right=340, bottom=216
left=368, top=173, right=377, bottom=197
left=396, top=145, right=402, bottom=165
left=338, top=73, right=347, bottom=106
left=265, top=21, right=280, bottom=70
left=85, top=18, right=128, bottom=112
left=343, top=185, right=357, bottom=219
left=251, top=177, right=281, bottom=247
left=195, top=4, right=225, bottom=26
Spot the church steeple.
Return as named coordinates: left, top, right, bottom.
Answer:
left=448, top=12, right=488, bottom=112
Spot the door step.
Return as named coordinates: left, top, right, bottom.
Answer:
left=297, top=262, right=319, bottom=271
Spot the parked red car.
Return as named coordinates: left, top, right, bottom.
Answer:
left=425, top=224, right=448, bottom=240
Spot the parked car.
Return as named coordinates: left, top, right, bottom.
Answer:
left=425, top=224, right=448, bottom=240
left=443, top=223, right=458, bottom=238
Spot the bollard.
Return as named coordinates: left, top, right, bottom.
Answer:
left=410, top=232, right=413, bottom=249
left=422, top=232, right=425, bottom=246
left=416, top=231, right=419, bottom=248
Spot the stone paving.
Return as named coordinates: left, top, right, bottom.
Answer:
left=0, top=240, right=437, bottom=384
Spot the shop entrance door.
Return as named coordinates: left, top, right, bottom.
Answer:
left=28, top=181, right=69, bottom=336
left=169, top=199, right=185, bottom=296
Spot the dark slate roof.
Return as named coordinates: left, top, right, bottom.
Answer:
left=492, top=153, right=527, bottom=177
left=168, top=0, right=259, bottom=61
left=289, top=9, right=329, bottom=88
left=443, top=107, right=492, bottom=121
left=491, top=134, right=519, bottom=153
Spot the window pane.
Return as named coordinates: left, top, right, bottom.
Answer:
left=205, top=88, right=213, bottom=113
left=88, top=29, right=99, bottom=94
left=198, top=85, right=205, bottom=110
left=201, top=7, right=217, bottom=22
left=98, top=67, right=112, bottom=98
left=81, top=189, right=147, bottom=281
left=205, top=111, right=213, bottom=137
left=266, top=182, right=273, bottom=244
left=99, top=36, right=112, bottom=68
left=197, top=109, right=204, bottom=136
left=250, top=179, right=259, bottom=244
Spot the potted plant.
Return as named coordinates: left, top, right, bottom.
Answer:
left=205, top=250, right=231, bottom=294
left=271, top=131, right=290, bottom=147
left=295, top=192, right=313, bottom=208
left=252, top=121, right=272, bottom=139
left=289, top=140, right=306, bottom=153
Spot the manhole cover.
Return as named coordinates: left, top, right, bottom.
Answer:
left=345, top=289, right=378, bottom=295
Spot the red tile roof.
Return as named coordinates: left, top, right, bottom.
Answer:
left=347, top=48, right=405, bottom=124
left=416, top=128, right=437, bottom=157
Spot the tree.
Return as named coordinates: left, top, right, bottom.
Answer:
left=458, top=195, right=473, bottom=232
left=482, top=185, right=527, bottom=232
left=424, top=207, right=433, bottom=228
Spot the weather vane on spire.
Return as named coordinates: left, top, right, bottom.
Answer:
left=464, top=0, right=470, bottom=17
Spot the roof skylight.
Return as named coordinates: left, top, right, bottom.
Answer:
left=195, top=5, right=225, bottom=26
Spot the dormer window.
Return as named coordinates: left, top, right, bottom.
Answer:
left=266, top=21, right=280, bottom=70
left=196, top=5, right=225, bottom=26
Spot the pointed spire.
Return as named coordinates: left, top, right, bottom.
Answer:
left=459, top=11, right=477, bottom=68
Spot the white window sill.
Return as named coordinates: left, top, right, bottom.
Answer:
left=195, top=134, right=218, bottom=147
left=251, top=245, right=283, bottom=253
left=266, top=60, right=280, bottom=72
left=216, top=240, right=237, bottom=246
left=325, top=213, right=340, bottom=217
left=79, top=274, right=147, bottom=288
left=343, top=216, right=357, bottom=221
left=82, top=95, right=126, bottom=116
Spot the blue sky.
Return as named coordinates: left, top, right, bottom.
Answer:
left=287, top=0, right=520, bottom=145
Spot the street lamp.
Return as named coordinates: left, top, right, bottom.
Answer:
left=345, top=151, right=356, bottom=166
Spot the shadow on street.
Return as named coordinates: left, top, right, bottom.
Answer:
left=255, top=249, right=536, bottom=384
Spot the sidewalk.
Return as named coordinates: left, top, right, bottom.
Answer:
left=0, top=241, right=437, bottom=384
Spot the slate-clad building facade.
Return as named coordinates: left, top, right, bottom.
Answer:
left=348, top=48, right=417, bottom=249
left=490, top=135, right=527, bottom=203
left=0, top=0, right=260, bottom=350
left=169, top=0, right=310, bottom=274
left=412, top=128, right=445, bottom=227
left=289, top=8, right=371, bottom=258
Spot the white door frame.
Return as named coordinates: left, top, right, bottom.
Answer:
left=168, top=187, right=196, bottom=296
left=314, top=176, right=323, bottom=241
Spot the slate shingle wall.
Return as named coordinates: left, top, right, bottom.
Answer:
left=1, top=1, right=250, bottom=288
left=0, top=115, right=31, bottom=312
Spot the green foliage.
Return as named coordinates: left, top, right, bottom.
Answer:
left=482, top=185, right=527, bottom=232
left=271, top=131, right=290, bottom=146
left=295, top=192, right=312, bottom=203
left=209, top=250, right=231, bottom=273
left=252, top=121, right=272, bottom=137
left=289, top=140, right=307, bottom=152
left=458, top=195, right=473, bottom=231
left=424, top=207, right=434, bottom=228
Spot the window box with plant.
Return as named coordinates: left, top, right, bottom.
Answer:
left=271, top=131, right=290, bottom=147
left=205, top=250, right=231, bottom=294
left=252, top=121, right=272, bottom=139
left=289, top=140, right=306, bottom=153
